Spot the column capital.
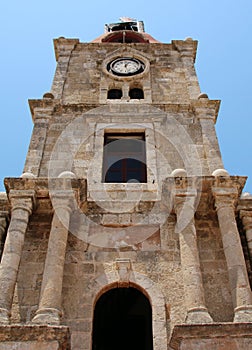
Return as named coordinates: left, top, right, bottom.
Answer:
left=213, top=194, right=237, bottom=211
left=212, top=184, right=239, bottom=212
left=50, top=190, right=76, bottom=214
left=9, top=190, right=36, bottom=215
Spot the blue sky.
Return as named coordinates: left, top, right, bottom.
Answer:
left=0, top=0, right=251, bottom=192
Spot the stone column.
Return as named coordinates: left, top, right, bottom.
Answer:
left=174, top=188, right=213, bottom=324
left=0, top=191, right=35, bottom=324
left=213, top=185, right=252, bottom=322
left=32, top=191, right=73, bottom=325
left=240, top=210, right=252, bottom=259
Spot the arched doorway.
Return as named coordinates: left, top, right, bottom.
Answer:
left=92, top=287, right=153, bottom=350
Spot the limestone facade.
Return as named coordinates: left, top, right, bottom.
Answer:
left=0, top=19, right=251, bottom=350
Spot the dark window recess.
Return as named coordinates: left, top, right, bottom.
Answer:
left=103, top=133, right=147, bottom=183
left=92, top=287, right=153, bottom=350
left=107, top=89, right=122, bottom=99
left=129, top=88, right=144, bottom=99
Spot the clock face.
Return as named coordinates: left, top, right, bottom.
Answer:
left=108, top=58, right=145, bottom=76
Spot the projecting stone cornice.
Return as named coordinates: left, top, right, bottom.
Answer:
left=28, top=99, right=221, bottom=121
left=2, top=176, right=247, bottom=219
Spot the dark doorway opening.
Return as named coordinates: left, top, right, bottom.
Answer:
left=92, top=287, right=153, bottom=350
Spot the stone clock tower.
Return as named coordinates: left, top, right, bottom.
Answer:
left=0, top=19, right=252, bottom=350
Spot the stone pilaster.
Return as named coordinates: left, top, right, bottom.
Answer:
left=194, top=102, right=224, bottom=174
left=0, top=190, right=35, bottom=324
left=172, top=39, right=200, bottom=99
left=24, top=106, right=53, bottom=177
left=51, top=38, right=80, bottom=99
left=212, top=181, right=252, bottom=322
left=173, top=180, right=213, bottom=324
left=32, top=191, right=74, bottom=325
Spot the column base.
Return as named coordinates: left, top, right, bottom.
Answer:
left=185, top=307, right=213, bottom=324
left=234, top=305, right=252, bottom=322
left=0, top=308, right=10, bottom=324
left=169, top=323, right=252, bottom=350
left=0, top=325, right=71, bottom=349
left=32, top=308, right=62, bottom=325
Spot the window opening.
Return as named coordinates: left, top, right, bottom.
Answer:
left=103, top=133, right=147, bottom=183
left=129, top=88, right=144, bottom=99
left=107, top=89, right=122, bottom=99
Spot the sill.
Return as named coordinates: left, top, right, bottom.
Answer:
left=87, top=181, right=160, bottom=203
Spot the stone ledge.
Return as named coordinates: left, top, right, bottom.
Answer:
left=0, top=325, right=71, bottom=350
left=169, top=323, right=252, bottom=350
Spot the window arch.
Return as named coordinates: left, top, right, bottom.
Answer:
left=92, top=287, right=153, bottom=350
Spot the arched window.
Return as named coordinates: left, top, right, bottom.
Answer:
left=107, top=89, right=122, bottom=99
left=129, top=88, right=144, bottom=99
left=92, top=287, right=153, bottom=350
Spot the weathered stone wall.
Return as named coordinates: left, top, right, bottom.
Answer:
left=51, top=41, right=198, bottom=105
left=31, top=103, right=222, bottom=181
left=12, top=193, right=235, bottom=350
left=23, top=37, right=222, bottom=180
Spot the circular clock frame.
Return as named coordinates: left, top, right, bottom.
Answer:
left=107, top=57, right=145, bottom=77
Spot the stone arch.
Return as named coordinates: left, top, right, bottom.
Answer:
left=92, top=267, right=168, bottom=350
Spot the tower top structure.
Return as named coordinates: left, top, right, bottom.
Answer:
left=92, top=18, right=159, bottom=43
